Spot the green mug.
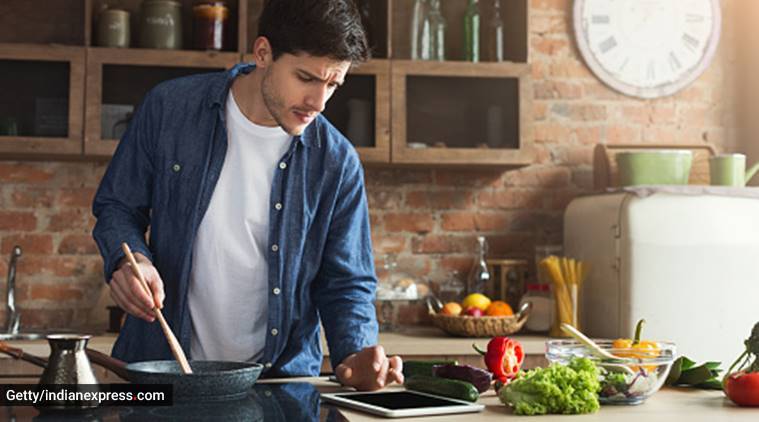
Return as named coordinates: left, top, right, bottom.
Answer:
left=709, top=154, right=759, bottom=187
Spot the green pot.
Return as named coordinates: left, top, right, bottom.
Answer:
left=616, top=150, right=693, bottom=186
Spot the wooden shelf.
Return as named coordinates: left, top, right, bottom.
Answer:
left=0, top=0, right=533, bottom=167
left=391, top=60, right=533, bottom=166
left=0, top=43, right=84, bottom=156
left=350, top=59, right=391, bottom=163
left=84, top=47, right=240, bottom=157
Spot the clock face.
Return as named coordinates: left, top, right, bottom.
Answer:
left=574, top=0, right=721, bottom=99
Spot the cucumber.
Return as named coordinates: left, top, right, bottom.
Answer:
left=405, top=375, right=480, bottom=402
left=402, top=360, right=458, bottom=379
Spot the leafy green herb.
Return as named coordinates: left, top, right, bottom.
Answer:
left=498, top=357, right=600, bottom=416
left=665, top=356, right=722, bottom=390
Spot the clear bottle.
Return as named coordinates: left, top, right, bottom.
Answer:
left=484, top=0, right=504, bottom=62
left=463, top=0, right=480, bottom=62
left=467, top=236, right=490, bottom=295
left=427, top=0, right=446, bottom=61
left=410, top=0, right=430, bottom=60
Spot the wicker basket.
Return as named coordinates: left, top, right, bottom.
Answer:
left=427, top=300, right=532, bottom=337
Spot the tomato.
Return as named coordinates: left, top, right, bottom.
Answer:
left=725, top=371, right=759, bottom=407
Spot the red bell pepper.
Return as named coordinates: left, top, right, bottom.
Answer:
left=473, top=337, right=524, bottom=383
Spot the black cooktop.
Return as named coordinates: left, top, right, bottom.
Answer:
left=4, top=383, right=349, bottom=421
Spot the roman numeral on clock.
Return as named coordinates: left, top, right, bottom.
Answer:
left=591, top=15, right=610, bottom=24
left=683, top=33, right=700, bottom=52
left=669, top=51, right=682, bottom=71
left=686, top=13, right=705, bottom=23
left=599, top=36, right=617, bottom=54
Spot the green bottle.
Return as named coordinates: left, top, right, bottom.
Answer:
left=464, top=0, right=480, bottom=62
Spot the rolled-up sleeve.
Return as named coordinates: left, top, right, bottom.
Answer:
left=92, top=91, right=159, bottom=282
left=312, top=151, right=378, bottom=370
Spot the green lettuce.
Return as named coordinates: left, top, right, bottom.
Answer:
left=499, top=357, right=601, bottom=416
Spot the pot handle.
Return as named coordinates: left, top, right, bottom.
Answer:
left=746, top=162, right=759, bottom=185
left=0, top=341, right=48, bottom=368
left=85, top=348, right=130, bottom=381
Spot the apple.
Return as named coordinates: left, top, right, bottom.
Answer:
left=463, top=306, right=483, bottom=317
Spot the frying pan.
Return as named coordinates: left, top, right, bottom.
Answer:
left=85, top=349, right=264, bottom=402
left=0, top=342, right=263, bottom=402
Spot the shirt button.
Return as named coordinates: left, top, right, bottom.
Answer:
left=265, top=362, right=272, bottom=369
left=172, top=164, right=181, bottom=172
left=264, top=390, right=272, bottom=397
left=279, top=162, right=287, bottom=170
left=271, top=328, right=278, bottom=336
left=274, top=202, right=282, bottom=210
left=272, top=287, right=281, bottom=295
left=271, top=244, right=279, bottom=252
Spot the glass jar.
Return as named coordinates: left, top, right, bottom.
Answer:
left=192, top=1, right=230, bottom=51
left=375, top=255, right=418, bottom=331
left=519, top=283, right=554, bottom=333
left=436, top=270, right=465, bottom=303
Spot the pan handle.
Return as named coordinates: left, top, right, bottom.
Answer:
left=0, top=341, right=48, bottom=368
left=85, top=348, right=130, bottom=381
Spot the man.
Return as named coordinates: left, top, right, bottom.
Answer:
left=92, top=0, right=402, bottom=391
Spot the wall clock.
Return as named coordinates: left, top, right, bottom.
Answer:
left=573, top=0, right=722, bottom=99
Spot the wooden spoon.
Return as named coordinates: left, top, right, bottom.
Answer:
left=121, top=242, right=192, bottom=374
left=561, top=323, right=635, bottom=375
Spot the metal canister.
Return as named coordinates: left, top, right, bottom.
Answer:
left=97, top=8, right=131, bottom=48
left=139, top=0, right=183, bottom=49
left=38, top=334, right=99, bottom=410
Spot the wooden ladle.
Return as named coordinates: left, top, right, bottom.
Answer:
left=121, top=242, right=192, bottom=374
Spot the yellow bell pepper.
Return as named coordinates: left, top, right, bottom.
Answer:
left=612, top=319, right=660, bottom=372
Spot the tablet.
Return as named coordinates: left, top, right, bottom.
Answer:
left=321, top=390, right=485, bottom=418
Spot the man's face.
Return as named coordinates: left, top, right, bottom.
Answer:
left=260, top=52, right=351, bottom=136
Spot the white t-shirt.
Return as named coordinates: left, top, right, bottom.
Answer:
left=188, top=90, right=292, bottom=362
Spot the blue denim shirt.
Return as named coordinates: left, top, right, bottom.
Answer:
left=92, top=63, right=378, bottom=377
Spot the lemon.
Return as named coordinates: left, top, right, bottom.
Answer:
left=461, top=293, right=491, bottom=311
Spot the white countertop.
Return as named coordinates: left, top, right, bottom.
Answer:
left=283, top=378, right=759, bottom=421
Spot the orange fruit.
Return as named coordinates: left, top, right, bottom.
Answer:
left=441, top=302, right=463, bottom=316
left=485, top=301, right=514, bottom=317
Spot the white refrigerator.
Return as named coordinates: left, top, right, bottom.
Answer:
left=564, top=191, right=759, bottom=367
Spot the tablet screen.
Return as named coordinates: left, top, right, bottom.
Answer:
left=331, top=391, right=463, bottom=410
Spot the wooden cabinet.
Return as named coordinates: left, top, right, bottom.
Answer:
left=84, top=47, right=239, bottom=157
left=0, top=44, right=85, bottom=157
left=0, top=0, right=531, bottom=166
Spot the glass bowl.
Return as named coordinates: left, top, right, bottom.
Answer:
left=545, top=339, right=676, bottom=405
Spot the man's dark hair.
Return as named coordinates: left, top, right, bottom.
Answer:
left=258, top=0, right=370, bottom=63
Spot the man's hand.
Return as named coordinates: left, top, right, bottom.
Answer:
left=109, top=252, right=165, bottom=323
left=335, top=345, right=404, bottom=391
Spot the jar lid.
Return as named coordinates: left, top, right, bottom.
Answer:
left=526, top=283, right=549, bottom=292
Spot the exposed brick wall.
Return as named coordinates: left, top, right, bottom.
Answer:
left=0, top=0, right=739, bottom=330
left=0, top=162, right=107, bottom=329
